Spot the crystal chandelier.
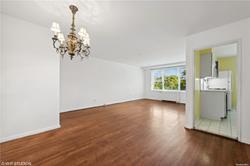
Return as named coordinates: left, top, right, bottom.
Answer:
left=50, top=5, right=90, bottom=60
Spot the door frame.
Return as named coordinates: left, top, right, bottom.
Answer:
left=192, top=40, right=242, bottom=141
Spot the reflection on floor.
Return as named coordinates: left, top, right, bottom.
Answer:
left=195, top=111, right=237, bottom=139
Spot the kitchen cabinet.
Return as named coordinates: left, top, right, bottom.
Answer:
left=200, top=53, right=212, bottom=78
left=201, top=90, right=227, bottom=120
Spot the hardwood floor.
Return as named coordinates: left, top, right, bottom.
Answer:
left=1, top=99, right=249, bottom=166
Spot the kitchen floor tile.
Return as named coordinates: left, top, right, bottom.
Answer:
left=195, top=110, right=237, bottom=139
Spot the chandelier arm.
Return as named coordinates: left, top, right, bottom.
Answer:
left=64, top=47, right=67, bottom=54
left=85, top=47, right=90, bottom=57
left=79, top=53, right=85, bottom=60
left=52, top=37, right=59, bottom=50
left=80, top=49, right=88, bottom=58
left=80, top=47, right=86, bottom=54
left=77, top=40, right=83, bottom=55
left=64, top=46, right=69, bottom=56
left=81, top=46, right=90, bottom=55
left=59, top=46, right=67, bottom=57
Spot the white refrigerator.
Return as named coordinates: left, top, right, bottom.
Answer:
left=219, top=71, right=232, bottom=110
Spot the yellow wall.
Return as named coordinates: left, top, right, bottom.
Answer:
left=217, top=56, right=237, bottom=109
left=194, top=48, right=212, bottom=120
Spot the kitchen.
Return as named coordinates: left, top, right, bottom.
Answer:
left=194, top=43, right=238, bottom=139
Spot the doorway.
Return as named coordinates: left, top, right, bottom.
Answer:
left=193, top=42, right=239, bottom=139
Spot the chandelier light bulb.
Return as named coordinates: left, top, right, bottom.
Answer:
left=58, top=33, right=65, bottom=43
left=85, top=33, right=89, bottom=39
left=78, top=27, right=87, bottom=36
left=51, top=22, right=60, bottom=34
left=84, top=38, right=90, bottom=46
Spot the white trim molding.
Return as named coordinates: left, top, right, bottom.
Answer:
left=0, top=125, right=61, bottom=143
left=60, top=97, right=144, bottom=113
left=142, top=61, right=186, bottom=70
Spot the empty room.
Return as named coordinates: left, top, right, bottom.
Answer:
left=1, top=1, right=250, bottom=166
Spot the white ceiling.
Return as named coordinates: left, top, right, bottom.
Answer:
left=1, top=1, right=250, bottom=67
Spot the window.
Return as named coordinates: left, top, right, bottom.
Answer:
left=164, top=68, right=179, bottom=90
left=179, top=67, right=186, bottom=91
left=152, top=70, right=163, bottom=90
left=151, top=66, right=186, bottom=91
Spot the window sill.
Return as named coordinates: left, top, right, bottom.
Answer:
left=151, top=89, right=186, bottom=93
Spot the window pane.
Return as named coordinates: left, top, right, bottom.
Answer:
left=164, top=68, right=179, bottom=90
left=153, top=70, right=162, bottom=80
left=154, top=81, right=163, bottom=90
left=180, top=67, right=186, bottom=90
left=152, top=70, right=163, bottom=90
left=180, top=79, right=186, bottom=90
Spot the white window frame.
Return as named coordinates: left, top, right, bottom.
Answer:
left=151, top=66, right=186, bottom=92
left=151, top=70, right=163, bottom=91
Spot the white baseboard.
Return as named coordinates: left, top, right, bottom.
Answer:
left=0, top=124, right=61, bottom=143
left=240, top=137, right=250, bottom=145
left=60, top=97, right=144, bottom=113
left=145, top=97, right=186, bottom=104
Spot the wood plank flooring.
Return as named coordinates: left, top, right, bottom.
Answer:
left=1, top=99, right=250, bottom=165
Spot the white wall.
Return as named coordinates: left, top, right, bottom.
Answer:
left=185, top=18, right=250, bottom=144
left=0, top=10, right=3, bottom=140
left=143, top=64, right=186, bottom=104
left=0, top=14, right=60, bottom=142
left=60, top=57, right=144, bottom=112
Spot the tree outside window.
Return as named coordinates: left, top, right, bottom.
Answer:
left=152, top=70, right=163, bottom=90
left=164, top=68, right=179, bottom=90
left=180, top=67, right=186, bottom=91
left=151, top=66, right=186, bottom=91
